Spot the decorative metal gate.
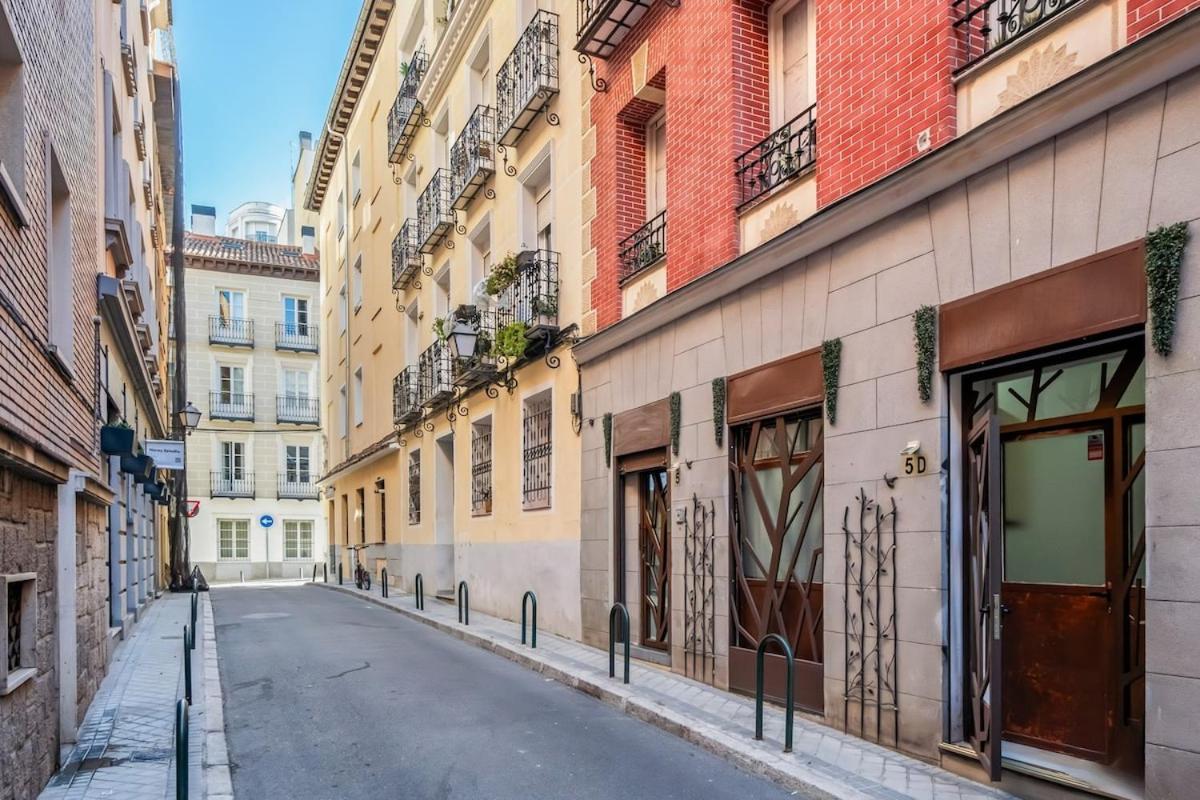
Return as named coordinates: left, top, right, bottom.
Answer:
left=683, top=494, right=716, bottom=683
left=638, top=470, right=671, bottom=650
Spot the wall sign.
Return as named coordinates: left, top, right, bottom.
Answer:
left=902, top=453, right=928, bottom=476
left=144, top=439, right=185, bottom=470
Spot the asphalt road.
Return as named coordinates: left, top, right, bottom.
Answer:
left=211, top=584, right=799, bottom=800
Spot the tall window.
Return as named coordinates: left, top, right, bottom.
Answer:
left=535, top=185, right=553, bottom=252
left=338, top=384, right=348, bottom=437
left=375, top=479, right=387, bottom=543
left=284, top=520, right=313, bottom=560
left=218, top=289, right=246, bottom=321
left=282, top=368, right=309, bottom=399
left=408, top=450, right=421, bottom=524
left=351, top=151, right=362, bottom=202
left=469, top=37, right=493, bottom=108
left=471, top=417, right=493, bottom=515
left=338, top=285, right=348, bottom=333
left=352, top=255, right=363, bottom=310
left=356, top=487, right=366, bottom=543
left=218, top=365, right=245, bottom=402
left=469, top=217, right=492, bottom=294
left=46, top=145, right=72, bottom=368
left=769, top=0, right=812, bottom=127
left=218, top=520, right=249, bottom=560
left=221, top=442, right=245, bottom=480
left=645, top=113, right=667, bottom=219
left=353, top=366, right=364, bottom=426
left=337, top=189, right=346, bottom=237
left=284, top=445, right=310, bottom=484
left=522, top=391, right=552, bottom=509
left=283, top=296, right=309, bottom=335
left=434, top=265, right=450, bottom=319
left=0, top=5, right=26, bottom=224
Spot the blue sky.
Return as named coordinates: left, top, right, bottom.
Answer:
left=175, top=0, right=361, bottom=233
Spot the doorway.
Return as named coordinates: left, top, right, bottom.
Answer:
left=435, top=434, right=455, bottom=595
left=637, top=469, right=670, bottom=650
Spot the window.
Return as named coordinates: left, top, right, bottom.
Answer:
left=405, top=301, right=419, bottom=365
left=218, top=289, right=247, bottom=322
left=352, top=255, right=363, bottom=311
left=218, top=365, right=245, bottom=403
left=356, top=487, right=366, bottom=543
left=769, top=0, right=812, bottom=127
left=340, top=493, right=349, bottom=545
left=47, top=144, right=73, bottom=370
left=284, top=445, right=310, bottom=484
left=284, top=520, right=313, bottom=560
left=434, top=265, right=450, bottom=319
left=0, top=6, right=27, bottom=225
left=218, top=519, right=250, bottom=561
left=283, top=296, right=309, bottom=335
left=469, top=217, right=492, bottom=294
left=408, top=450, right=421, bottom=524
left=471, top=417, right=493, bottom=515
left=375, top=479, right=387, bottom=542
left=282, top=368, right=309, bottom=399
left=337, top=190, right=346, bottom=237
left=522, top=391, right=552, bottom=509
left=338, top=385, right=348, bottom=437
left=338, top=285, right=348, bottom=333
left=353, top=367, right=364, bottom=426
left=645, top=112, right=666, bottom=219
left=351, top=151, right=362, bottom=203
left=469, top=36, right=492, bottom=107
left=535, top=185, right=553, bottom=252
left=521, top=154, right=552, bottom=252
left=221, top=442, right=245, bottom=480
left=1, top=573, right=36, bottom=695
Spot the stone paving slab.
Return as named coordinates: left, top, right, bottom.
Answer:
left=315, top=581, right=1016, bottom=800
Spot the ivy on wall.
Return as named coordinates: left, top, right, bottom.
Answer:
left=669, top=391, right=681, bottom=456
left=711, top=377, right=726, bottom=448
left=1146, top=222, right=1191, bottom=357
left=603, top=413, right=613, bottom=467
left=913, top=305, right=937, bottom=404
left=822, top=338, right=842, bottom=426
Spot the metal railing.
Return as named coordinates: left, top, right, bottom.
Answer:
left=735, top=104, right=816, bottom=210
left=210, top=472, right=255, bottom=498
left=416, top=168, right=454, bottom=254
left=277, top=475, right=318, bottom=500
left=387, top=46, right=429, bottom=163
left=408, top=453, right=421, bottom=524
left=507, top=249, right=560, bottom=333
left=522, top=403, right=552, bottom=509
left=275, top=322, right=318, bottom=352
left=953, top=0, right=1085, bottom=71
left=449, top=105, right=496, bottom=211
left=755, top=633, right=795, bottom=753
left=391, top=220, right=423, bottom=291
left=497, top=10, right=560, bottom=146
left=609, top=602, right=630, bottom=683
left=393, top=365, right=421, bottom=425
left=208, top=316, right=254, bottom=347
left=209, top=391, right=254, bottom=421
left=452, top=305, right=511, bottom=389
left=419, top=339, right=455, bottom=407
left=576, top=0, right=657, bottom=59
left=276, top=395, right=318, bottom=424
left=470, top=425, right=493, bottom=514
left=618, top=210, right=666, bottom=281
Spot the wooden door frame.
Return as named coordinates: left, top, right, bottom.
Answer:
left=636, top=467, right=671, bottom=650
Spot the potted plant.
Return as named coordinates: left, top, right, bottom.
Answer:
left=496, top=321, right=529, bottom=360
left=432, top=316, right=448, bottom=341
left=100, top=420, right=135, bottom=456
left=120, top=452, right=156, bottom=483
left=483, top=253, right=520, bottom=297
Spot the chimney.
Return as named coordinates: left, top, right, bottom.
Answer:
left=301, top=225, right=315, bottom=256
left=191, top=204, right=217, bottom=236
left=299, top=131, right=313, bottom=152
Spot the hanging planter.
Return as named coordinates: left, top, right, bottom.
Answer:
left=822, top=338, right=842, bottom=426
left=1146, top=222, right=1190, bottom=357
left=669, top=392, right=681, bottom=456
left=100, top=423, right=135, bottom=456
left=120, top=453, right=156, bottom=483
left=913, top=305, right=937, bottom=404
left=711, top=377, right=726, bottom=449
left=603, top=413, right=613, bottom=467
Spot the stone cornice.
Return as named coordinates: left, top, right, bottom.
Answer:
left=182, top=254, right=320, bottom=283
left=418, top=0, right=491, bottom=112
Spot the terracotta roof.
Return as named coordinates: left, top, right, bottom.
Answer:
left=181, top=232, right=320, bottom=281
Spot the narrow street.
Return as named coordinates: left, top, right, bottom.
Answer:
left=211, top=585, right=800, bottom=799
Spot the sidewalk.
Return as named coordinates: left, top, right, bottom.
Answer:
left=315, top=581, right=1014, bottom=800
left=38, top=592, right=231, bottom=800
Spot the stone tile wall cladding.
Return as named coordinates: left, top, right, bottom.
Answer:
left=580, top=69, right=1200, bottom=786
left=75, top=498, right=111, bottom=721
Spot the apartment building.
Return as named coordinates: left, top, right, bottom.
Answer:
left=573, top=2, right=1200, bottom=799
left=183, top=208, right=327, bottom=581
left=308, top=0, right=585, bottom=637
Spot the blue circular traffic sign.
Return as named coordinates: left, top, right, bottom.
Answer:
left=259, top=514, right=275, bottom=528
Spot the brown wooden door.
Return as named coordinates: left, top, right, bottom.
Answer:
left=638, top=469, right=670, bottom=650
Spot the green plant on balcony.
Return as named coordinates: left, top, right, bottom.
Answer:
left=531, top=295, right=557, bottom=318
left=432, top=316, right=448, bottom=341
left=484, top=252, right=520, bottom=296
left=639, top=242, right=662, bottom=268
left=496, top=321, right=528, bottom=359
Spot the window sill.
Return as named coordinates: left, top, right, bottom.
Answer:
left=522, top=501, right=551, bottom=512
left=1, top=668, right=37, bottom=697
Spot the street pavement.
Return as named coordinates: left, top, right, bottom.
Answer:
left=212, top=584, right=802, bottom=799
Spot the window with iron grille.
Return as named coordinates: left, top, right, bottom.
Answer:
left=471, top=419, right=493, bottom=516
left=2, top=574, right=37, bottom=694
left=522, top=391, right=552, bottom=509
left=408, top=450, right=421, bottom=524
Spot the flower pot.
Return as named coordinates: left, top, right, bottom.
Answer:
left=100, top=425, right=135, bottom=456
left=120, top=454, right=155, bottom=483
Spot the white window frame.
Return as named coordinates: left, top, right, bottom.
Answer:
left=218, top=519, right=250, bottom=561
left=284, top=444, right=311, bottom=484
left=644, top=110, right=666, bottom=221
left=283, top=520, right=313, bottom=560
left=353, top=367, right=364, bottom=427
left=767, top=0, right=816, bottom=129
left=282, top=295, right=309, bottom=333
left=1, top=573, right=37, bottom=695
left=352, top=255, right=363, bottom=311
left=218, top=288, right=247, bottom=322
left=46, top=142, right=73, bottom=371
left=351, top=151, right=362, bottom=205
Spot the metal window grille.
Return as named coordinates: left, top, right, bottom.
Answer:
left=392, top=220, right=423, bottom=291
left=576, top=0, right=657, bottom=59
left=952, top=0, right=1084, bottom=71
left=449, top=105, right=496, bottom=210
left=471, top=428, right=493, bottom=515
left=416, top=169, right=454, bottom=254
left=408, top=453, right=421, bottom=524
left=496, top=10, right=560, bottom=146
left=393, top=366, right=421, bottom=425
left=735, top=104, right=816, bottom=210
left=6, top=582, right=21, bottom=672
left=508, top=250, right=560, bottom=333
left=522, top=399, right=552, bottom=508
left=275, top=322, right=318, bottom=352
left=419, top=340, right=455, bottom=407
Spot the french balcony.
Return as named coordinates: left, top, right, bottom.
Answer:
left=419, top=340, right=455, bottom=408
left=277, top=475, right=319, bottom=500
left=392, top=220, right=424, bottom=292
left=496, top=10, right=560, bottom=148
left=387, top=47, right=429, bottom=163
left=209, top=316, right=254, bottom=347
left=575, top=0, right=659, bottom=60
left=449, top=105, right=496, bottom=211
left=417, top=169, right=454, bottom=254
left=211, top=472, right=255, bottom=499
left=209, top=391, right=254, bottom=421
left=735, top=104, right=817, bottom=210
left=393, top=365, right=421, bottom=426
left=618, top=210, right=666, bottom=282
left=953, top=0, right=1085, bottom=71
left=450, top=304, right=511, bottom=388
left=275, top=322, right=318, bottom=352
left=277, top=395, right=319, bottom=425
left=506, top=249, right=560, bottom=337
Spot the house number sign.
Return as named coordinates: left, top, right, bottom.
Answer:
left=901, top=453, right=928, bottom=476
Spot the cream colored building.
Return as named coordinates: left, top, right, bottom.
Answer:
left=307, top=0, right=585, bottom=637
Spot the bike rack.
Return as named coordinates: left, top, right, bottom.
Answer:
left=175, top=699, right=188, bottom=800
left=457, top=581, right=469, bottom=625
left=182, top=625, right=192, bottom=705
left=521, top=591, right=538, bottom=648
left=381, top=567, right=389, bottom=598
left=609, top=603, right=630, bottom=684
left=754, top=633, right=795, bottom=753
left=414, top=573, right=424, bottom=610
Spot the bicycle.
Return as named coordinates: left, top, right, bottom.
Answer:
left=349, top=544, right=372, bottom=591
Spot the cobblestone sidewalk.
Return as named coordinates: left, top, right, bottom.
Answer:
left=317, top=581, right=1015, bottom=800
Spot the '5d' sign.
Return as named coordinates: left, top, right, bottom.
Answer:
left=901, top=453, right=928, bottom=476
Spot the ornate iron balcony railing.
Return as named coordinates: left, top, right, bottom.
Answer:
left=277, top=396, right=319, bottom=424
left=209, top=316, right=254, bottom=347
left=953, top=0, right=1084, bottom=71
left=506, top=249, right=560, bottom=335
left=419, top=340, right=455, bottom=407
left=417, top=169, right=454, bottom=254
left=450, top=304, right=512, bottom=388
left=387, top=47, right=429, bottom=163
left=496, top=10, right=560, bottom=147
left=576, top=0, right=658, bottom=60
left=735, top=104, right=817, bottom=210
left=211, top=472, right=255, bottom=498
left=449, top=105, right=496, bottom=211
left=393, top=366, right=421, bottom=426
left=392, top=220, right=423, bottom=291
left=277, top=475, right=318, bottom=500
left=275, top=322, right=318, bottom=352
left=618, top=210, right=665, bottom=281
left=209, top=391, right=254, bottom=421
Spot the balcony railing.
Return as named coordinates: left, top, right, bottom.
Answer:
left=953, top=0, right=1084, bottom=71
left=449, top=105, right=496, bottom=211
left=618, top=210, right=666, bottom=281
left=392, top=220, right=423, bottom=291
left=576, top=0, right=658, bottom=60
left=387, top=47, right=429, bottom=163
left=450, top=304, right=511, bottom=388
left=275, top=322, right=318, bottom=352
left=277, top=396, right=319, bottom=424
left=277, top=475, right=319, bottom=500
left=417, top=169, right=454, bottom=254
left=497, top=10, right=560, bottom=147
left=393, top=365, right=421, bottom=426
left=506, top=249, right=560, bottom=336
left=735, top=104, right=817, bottom=210
left=419, top=340, right=455, bottom=407
left=209, top=391, right=254, bottom=421
left=209, top=316, right=254, bottom=347
left=211, top=472, right=255, bottom=498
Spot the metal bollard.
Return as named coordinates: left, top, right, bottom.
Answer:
left=414, top=573, right=424, bottom=610
left=457, top=581, right=469, bottom=625
left=190, top=593, right=197, bottom=638
left=754, top=633, right=795, bottom=753
left=338, top=562, right=343, bottom=586
left=521, top=590, right=538, bottom=648
left=609, top=603, right=630, bottom=684
left=381, top=567, right=388, bottom=598
left=182, top=625, right=192, bottom=705
left=323, top=562, right=328, bottom=583
left=175, top=699, right=188, bottom=800
left=239, top=570, right=244, bottom=584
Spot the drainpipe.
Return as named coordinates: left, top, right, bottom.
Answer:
left=327, top=122, right=352, bottom=463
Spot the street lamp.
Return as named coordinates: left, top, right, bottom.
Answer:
left=447, top=316, right=480, bottom=360
left=177, top=401, right=201, bottom=436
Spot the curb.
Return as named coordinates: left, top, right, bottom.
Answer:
left=201, top=594, right=234, bottom=799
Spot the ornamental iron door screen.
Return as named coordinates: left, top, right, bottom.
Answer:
left=730, top=410, right=824, bottom=712
left=638, top=469, right=671, bottom=650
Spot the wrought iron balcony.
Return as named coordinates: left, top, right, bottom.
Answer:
left=450, top=304, right=512, bottom=388
left=576, top=0, right=659, bottom=60
left=277, top=475, right=319, bottom=500
left=392, top=220, right=423, bottom=291
left=618, top=210, right=666, bottom=281
left=209, top=316, right=254, bottom=347
left=506, top=249, right=560, bottom=336
left=496, top=10, right=560, bottom=147
left=275, top=322, right=318, bottom=352
left=210, top=391, right=254, bottom=421
left=211, top=472, right=255, bottom=498
left=419, top=340, right=455, bottom=407
left=393, top=365, right=421, bottom=426
left=387, top=47, right=429, bottom=163
left=953, top=0, right=1084, bottom=71
left=735, top=104, right=817, bottom=210
left=417, top=169, right=454, bottom=254
left=277, top=396, right=319, bottom=424
left=449, top=105, right=496, bottom=211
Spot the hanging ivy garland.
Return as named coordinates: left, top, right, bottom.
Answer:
left=602, top=413, right=613, bottom=467
left=822, top=338, right=842, bottom=426
left=669, top=391, right=681, bottom=456
left=1146, top=222, right=1190, bottom=357
left=711, top=377, right=726, bottom=448
left=913, top=305, right=937, bottom=404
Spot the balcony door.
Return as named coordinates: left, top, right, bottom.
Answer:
left=282, top=368, right=310, bottom=418
left=218, top=289, right=246, bottom=323
left=218, top=365, right=246, bottom=412
left=283, top=296, right=309, bottom=336
left=645, top=112, right=666, bottom=221
left=285, top=445, right=310, bottom=486
left=221, top=442, right=245, bottom=483
left=769, top=0, right=813, bottom=127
